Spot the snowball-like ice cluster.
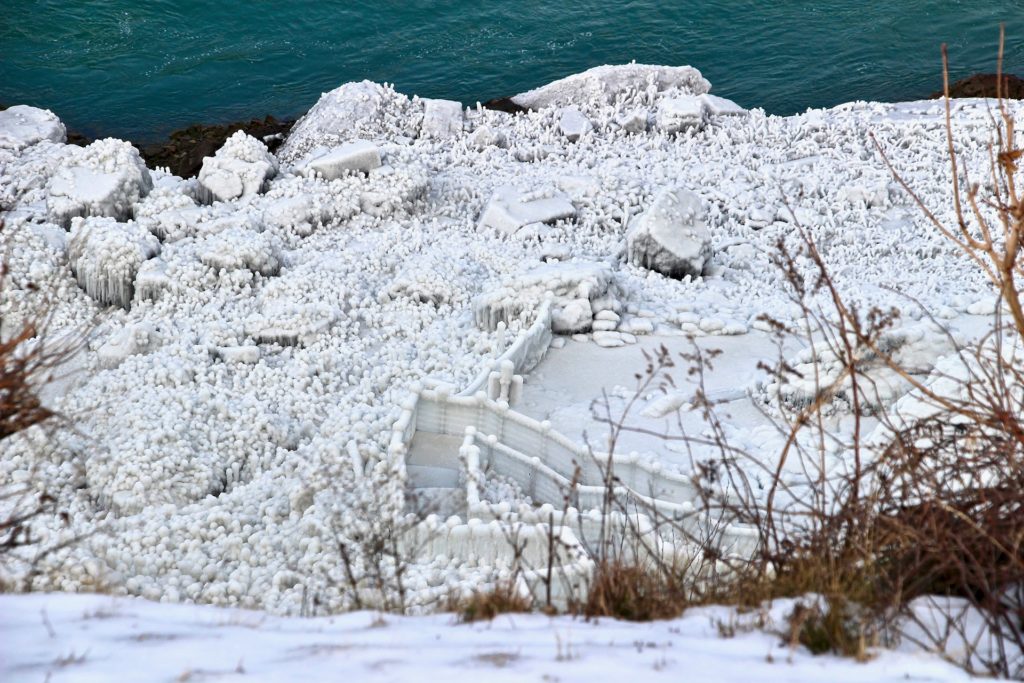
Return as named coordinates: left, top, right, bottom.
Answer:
left=67, top=216, right=161, bottom=308
left=47, top=138, right=153, bottom=227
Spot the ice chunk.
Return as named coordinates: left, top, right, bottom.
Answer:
left=478, top=186, right=576, bottom=236
left=67, top=216, right=161, bottom=309
left=700, top=94, right=747, bottom=116
left=558, top=107, right=592, bottom=142
left=470, top=125, right=508, bottom=149
left=626, top=187, right=711, bottom=279
left=0, top=105, right=66, bottom=150
left=197, top=131, right=278, bottom=203
left=245, top=302, right=337, bottom=346
left=47, top=139, right=153, bottom=228
left=300, top=140, right=382, bottom=179
left=262, top=195, right=322, bottom=237
left=420, top=99, right=464, bottom=138
left=511, top=64, right=710, bottom=110
left=134, top=258, right=171, bottom=301
left=657, top=96, right=707, bottom=134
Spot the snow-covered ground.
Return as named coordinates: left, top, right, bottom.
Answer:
left=0, top=63, right=1020, bottom=675
left=0, top=593, right=978, bottom=682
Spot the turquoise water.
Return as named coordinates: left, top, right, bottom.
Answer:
left=2, top=1, right=1022, bottom=141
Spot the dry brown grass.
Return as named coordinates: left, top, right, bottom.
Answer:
left=451, top=582, right=533, bottom=623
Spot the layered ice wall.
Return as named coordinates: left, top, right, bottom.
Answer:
left=0, top=63, right=1015, bottom=613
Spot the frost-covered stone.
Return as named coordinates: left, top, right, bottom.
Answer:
left=262, top=195, right=323, bottom=237
left=0, top=105, right=66, bottom=150
left=627, top=187, right=711, bottom=279
left=558, top=107, right=592, bottom=141
left=134, top=258, right=170, bottom=301
left=657, top=96, right=707, bottom=133
left=197, top=131, right=278, bottom=203
left=420, top=99, right=464, bottom=138
left=300, top=140, right=382, bottom=179
left=67, top=216, right=161, bottom=309
left=478, top=186, right=576, bottom=236
left=47, top=139, right=153, bottom=227
left=245, top=302, right=338, bottom=346
left=512, top=64, right=710, bottom=110
left=359, top=165, right=428, bottom=217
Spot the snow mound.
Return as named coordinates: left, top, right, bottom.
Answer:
left=627, top=187, right=711, bottom=278
left=511, top=63, right=710, bottom=110
left=67, top=216, right=161, bottom=309
left=0, top=105, right=66, bottom=150
left=474, top=260, right=620, bottom=333
left=46, top=138, right=153, bottom=228
left=478, top=186, right=576, bottom=236
left=197, top=131, right=278, bottom=203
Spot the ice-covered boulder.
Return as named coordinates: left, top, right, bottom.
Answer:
left=0, top=105, right=66, bottom=150
left=245, top=301, right=337, bottom=346
left=47, top=139, right=153, bottom=228
left=359, top=165, right=429, bottom=217
left=262, top=195, right=323, bottom=237
left=473, top=260, right=620, bottom=333
left=299, top=140, right=382, bottom=179
left=627, top=188, right=711, bottom=279
left=420, top=99, right=464, bottom=138
left=277, top=80, right=419, bottom=163
left=478, top=186, right=576, bottom=236
left=197, top=131, right=278, bottom=203
left=657, top=96, right=707, bottom=134
left=511, top=64, right=710, bottom=110
left=558, top=107, right=592, bottom=141
left=67, top=216, right=161, bottom=309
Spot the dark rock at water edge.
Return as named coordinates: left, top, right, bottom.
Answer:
left=138, top=116, right=294, bottom=179
left=932, top=73, right=1024, bottom=100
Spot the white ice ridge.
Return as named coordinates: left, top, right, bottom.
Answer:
left=0, top=65, right=1019, bottom=614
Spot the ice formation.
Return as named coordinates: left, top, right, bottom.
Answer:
left=627, top=187, right=712, bottom=278
left=298, top=139, right=382, bottom=179
left=0, top=62, right=1016, bottom=615
left=420, top=99, right=464, bottom=138
left=67, top=216, right=161, bottom=308
left=46, top=138, right=153, bottom=227
left=0, top=104, right=66, bottom=150
left=197, top=131, right=278, bottom=203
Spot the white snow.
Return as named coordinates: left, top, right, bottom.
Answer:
left=46, top=138, right=153, bottom=227
left=67, top=216, right=161, bottom=309
left=0, top=593, right=981, bottom=683
left=299, top=139, right=382, bottom=179
left=420, top=98, right=465, bottom=138
left=478, top=185, right=576, bottom=235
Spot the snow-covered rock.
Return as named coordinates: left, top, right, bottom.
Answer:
left=470, top=125, right=508, bottom=149
left=420, top=99, right=464, bottom=138
left=299, top=140, right=382, bottom=179
left=614, top=107, right=649, bottom=133
left=197, top=131, right=278, bottom=203
left=627, top=187, right=711, bottom=278
left=478, top=186, right=576, bottom=235
left=46, top=139, right=153, bottom=227
left=511, top=64, right=710, bottom=110
left=67, top=216, right=161, bottom=309
left=700, top=93, right=747, bottom=116
left=0, top=105, right=66, bottom=150
left=657, top=96, right=707, bottom=133
left=558, top=107, right=592, bottom=141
